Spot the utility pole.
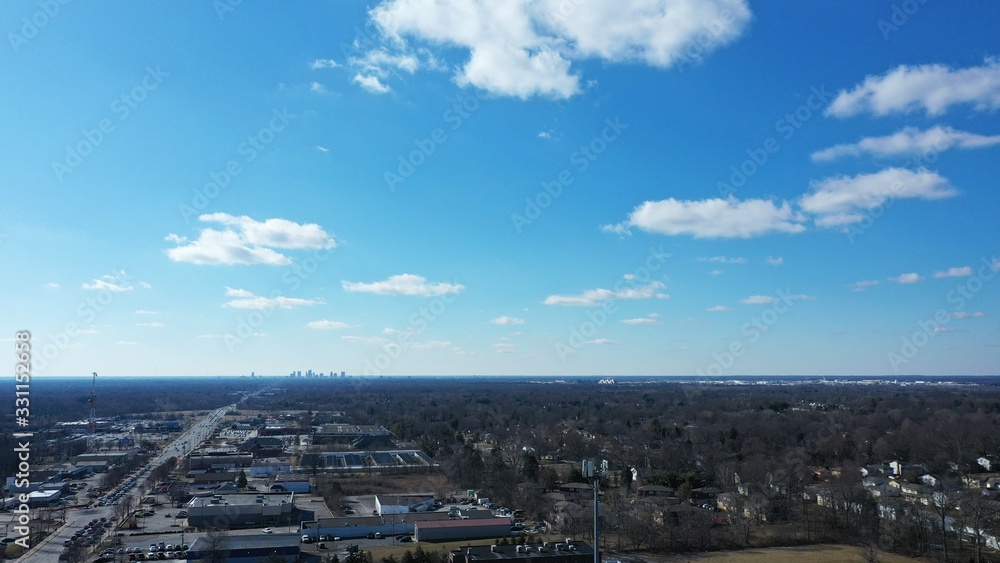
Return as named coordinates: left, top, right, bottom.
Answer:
left=582, top=459, right=608, bottom=563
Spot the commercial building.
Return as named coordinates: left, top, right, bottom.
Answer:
left=186, top=452, right=253, bottom=471
left=185, top=493, right=310, bottom=529
left=375, top=494, right=435, bottom=515
left=186, top=533, right=300, bottom=563
left=414, top=517, right=512, bottom=542
left=450, top=542, right=594, bottom=563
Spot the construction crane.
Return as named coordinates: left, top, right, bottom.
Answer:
left=87, top=371, right=97, bottom=452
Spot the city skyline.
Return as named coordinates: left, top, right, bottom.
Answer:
left=2, top=1, right=999, bottom=376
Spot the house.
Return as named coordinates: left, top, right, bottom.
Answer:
left=637, top=485, right=674, bottom=498
left=716, top=492, right=740, bottom=512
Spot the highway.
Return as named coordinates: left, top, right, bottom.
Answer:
left=21, top=403, right=235, bottom=563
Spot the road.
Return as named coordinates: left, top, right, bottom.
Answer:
left=21, top=403, right=236, bottom=562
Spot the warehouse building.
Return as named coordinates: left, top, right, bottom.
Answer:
left=414, top=517, right=513, bottom=542
left=450, top=542, right=593, bottom=563
left=185, top=493, right=310, bottom=529
left=186, top=533, right=300, bottom=563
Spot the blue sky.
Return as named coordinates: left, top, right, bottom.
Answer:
left=2, top=1, right=999, bottom=377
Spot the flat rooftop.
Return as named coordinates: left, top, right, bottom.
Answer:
left=188, top=493, right=294, bottom=507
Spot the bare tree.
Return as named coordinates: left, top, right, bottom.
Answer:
left=202, top=528, right=230, bottom=563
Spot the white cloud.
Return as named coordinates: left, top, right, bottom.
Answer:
left=136, top=322, right=165, bottom=328
left=310, top=81, right=327, bottom=93
left=766, top=256, right=783, bottom=266
left=167, top=214, right=335, bottom=266
left=544, top=281, right=667, bottom=306
left=307, top=320, right=352, bottom=330
left=890, top=273, right=924, bottom=284
left=585, top=338, right=620, bottom=345
left=315, top=145, right=330, bottom=153
left=605, top=197, right=805, bottom=239
left=740, top=294, right=814, bottom=305
left=948, top=311, right=985, bottom=319
left=708, top=269, right=723, bottom=276
left=698, top=256, right=746, bottom=264
left=342, top=274, right=464, bottom=296
left=411, top=340, right=452, bottom=350
left=494, top=342, right=516, bottom=353
left=706, top=305, right=731, bottom=312
left=341, top=335, right=390, bottom=345
left=827, top=59, right=1000, bottom=117
left=368, top=0, right=751, bottom=99
left=135, top=310, right=158, bottom=315
left=812, top=126, right=1000, bottom=161
left=223, top=287, right=325, bottom=310
left=310, top=58, right=340, bottom=69
left=44, top=282, right=59, bottom=288
left=490, top=316, right=525, bottom=325
left=83, top=272, right=135, bottom=292
left=848, top=280, right=879, bottom=292
left=353, top=74, right=391, bottom=94
left=351, top=49, right=420, bottom=76
left=622, top=318, right=661, bottom=325
left=800, top=168, right=957, bottom=226
left=933, top=266, right=973, bottom=278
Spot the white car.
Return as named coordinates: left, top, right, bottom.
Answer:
left=262, top=527, right=273, bottom=533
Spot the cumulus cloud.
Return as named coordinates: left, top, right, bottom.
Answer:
left=800, top=168, right=957, bottom=226
left=827, top=59, right=1000, bottom=117
left=604, top=197, right=806, bottom=239
left=342, top=274, right=464, bottom=296
left=706, top=305, right=731, bottom=312
left=933, top=266, right=973, bottom=278
left=223, top=287, right=325, bottom=310
left=307, top=320, right=352, bottom=330
left=82, top=271, right=147, bottom=292
left=353, top=74, right=392, bottom=94
left=310, top=58, right=340, bottom=69
left=544, top=280, right=667, bottom=306
left=167, top=214, right=335, bottom=266
left=766, top=256, right=783, bottom=266
left=812, top=126, right=1000, bottom=161
left=490, top=316, right=525, bottom=325
left=585, top=338, right=620, bottom=345
left=889, top=273, right=923, bottom=284
left=366, top=0, right=751, bottom=99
